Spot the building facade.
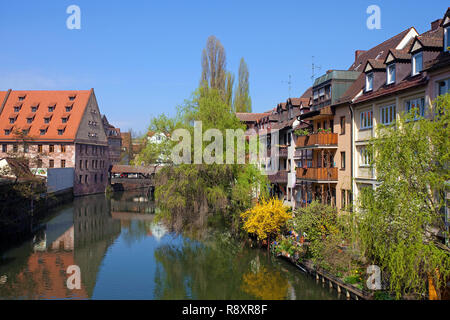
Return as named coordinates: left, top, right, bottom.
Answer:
left=0, top=89, right=116, bottom=196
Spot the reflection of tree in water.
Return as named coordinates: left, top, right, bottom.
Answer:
left=242, top=266, right=288, bottom=300
left=154, top=231, right=261, bottom=300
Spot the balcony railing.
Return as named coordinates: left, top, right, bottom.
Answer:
left=278, top=146, right=288, bottom=157
left=269, top=170, right=288, bottom=184
left=296, top=167, right=338, bottom=182
left=295, top=132, right=338, bottom=148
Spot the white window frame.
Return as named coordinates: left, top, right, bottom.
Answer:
left=412, top=52, right=423, bottom=76
left=313, top=90, right=319, bottom=100
left=360, top=110, right=373, bottom=130
left=405, top=98, right=425, bottom=120
left=380, top=104, right=396, bottom=125
left=359, top=146, right=372, bottom=167
left=366, top=72, right=373, bottom=91
left=387, top=64, right=396, bottom=85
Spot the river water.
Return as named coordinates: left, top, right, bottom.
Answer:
left=0, top=191, right=341, bottom=300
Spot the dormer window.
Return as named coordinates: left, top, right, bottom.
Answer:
left=65, top=105, right=73, bottom=112
left=26, top=114, right=35, bottom=124
left=412, top=52, right=423, bottom=76
left=366, top=72, right=373, bottom=92
left=39, top=125, right=48, bottom=135
left=48, top=106, right=55, bottom=112
left=387, top=64, right=396, bottom=85
left=44, top=114, right=52, bottom=124
left=18, top=94, right=26, bottom=101
left=4, top=129, right=11, bottom=135
left=31, top=106, right=38, bottom=112
left=14, top=104, right=22, bottom=112
left=69, top=95, right=76, bottom=101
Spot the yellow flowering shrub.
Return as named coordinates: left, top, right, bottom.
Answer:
left=241, top=198, right=291, bottom=240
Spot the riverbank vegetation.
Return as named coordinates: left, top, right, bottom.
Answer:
left=244, top=96, right=450, bottom=299
left=137, top=35, right=267, bottom=234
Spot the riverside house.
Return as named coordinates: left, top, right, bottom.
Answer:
left=0, top=89, right=114, bottom=196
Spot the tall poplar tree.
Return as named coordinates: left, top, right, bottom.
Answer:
left=234, top=58, right=252, bottom=113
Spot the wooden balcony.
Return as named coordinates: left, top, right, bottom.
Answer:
left=295, top=133, right=338, bottom=148
left=296, top=167, right=338, bottom=182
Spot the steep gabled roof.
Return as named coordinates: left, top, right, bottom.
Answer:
left=235, top=112, right=270, bottom=122
left=0, top=90, right=93, bottom=142
left=336, top=28, right=418, bottom=105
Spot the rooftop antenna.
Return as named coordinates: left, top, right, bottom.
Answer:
left=311, top=56, right=321, bottom=84
left=282, top=74, right=292, bottom=98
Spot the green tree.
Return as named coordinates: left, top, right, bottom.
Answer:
left=234, top=58, right=252, bottom=113
left=201, top=35, right=227, bottom=94
left=357, top=94, right=450, bottom=299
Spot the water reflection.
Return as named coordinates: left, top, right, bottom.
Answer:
left=0, top=191, right=340, bottom=300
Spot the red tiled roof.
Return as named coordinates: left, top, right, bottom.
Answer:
left=235, top=112, right=270, bottom=122
left=0, top=90, right=93, bottom=142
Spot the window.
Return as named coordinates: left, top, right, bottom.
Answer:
left=65, top=106, right=72, bottom=112
left=69, top=95, right=76, bottom=101
left=40, top=129, right=46, bottom=135
left=38, top=144, right=43, bottom=153
left=366, top=72, right=373, bottom=91
left=412, top=52, right=423, bottom=75
left=9, top=117, right=15, bottom=124
left=2, top=144, right=6, bottom=152
left=340, top=116, right=345, bottom=134
left=341, top=152, right=346, bottom=169
left=18, top=95, right=25, bottom=101
left=445, top=27, right=449, bottom=52
left=360, top=110, right=373, bottom=129
left=24, top=144, right=29, bottom=153
left=94, top=174, right=97, bottom=183
left=27, top=116, right=34, bottom=124
left=438, top=79, right=450, bottom=96
left=380, top=104, right=396, bottom=125
left=4, top=129, right=11, bottom=135
left=387, top=64, right=396, bottom=84
left=313, top=90, right=319, bottom=100
left=85, top=175, right=88, bottom=184
left=61, top=144, right=66, bottom=153
left=62, top=117, right=68, bottom=123
left=48, top=106, right=55, bottom=112
left=49, top=145, right=54, bottom=153
left=405, top=98, right=425, bottom=120
left=37, top=159, right=43, bottom=167
left=360, top=147, right=372, bottom=167
left=341, top=190, right=346, bottom=209
left=79, top=159, right=83, bottom=170
left=13, top=144, right=18, bottom=153
left=61, top=160, right=66, bottom=168
left=31, top=106, right=37, bottom=112
left=79, top=175, right=82, bottom=184
left=14, top=106, right=21, bottom=112
left=58, top=129, right=65, bottom=135
left=85, top=160, right=88, bottom=169
left=44, top=117, right=51, bottom=124
left=49, top=159, right=54, bottom=168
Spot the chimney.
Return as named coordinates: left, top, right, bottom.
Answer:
left=431, top=19, right=442, bottom=31
left=326, top=70, right=333, bottom=74
left=355, top=50, right=366, bottom=61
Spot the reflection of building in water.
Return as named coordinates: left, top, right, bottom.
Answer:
left=110, top=190, right=155, bottom=214
left=73, top=194, right=121, bottom=297
left=0, top=194, right=120, bottom=299
left=0, top=206, right=88, bottom=299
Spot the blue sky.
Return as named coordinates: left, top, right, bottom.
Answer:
left=0, top=1, right=448, bottom=133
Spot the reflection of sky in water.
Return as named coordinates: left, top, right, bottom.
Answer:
left=0, top=191, right=342, bottom=300
left=91, top=221, right=183, bottom=300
